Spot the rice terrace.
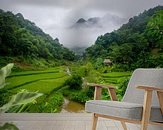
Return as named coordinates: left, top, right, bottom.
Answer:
left=2, top=65, right=131, bottom=113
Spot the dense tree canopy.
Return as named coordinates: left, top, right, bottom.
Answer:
left=85, top=6, right=163, bottom=70
left=0, top=9, right=75, bottom=61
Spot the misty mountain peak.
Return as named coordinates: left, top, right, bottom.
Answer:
left=87, top=17, right=100, bottom=24
left=72, top=14, right=126, bottom=29
left=16, top=13, right=24, bottom=19
left=76, top=18, right=86, bottom=23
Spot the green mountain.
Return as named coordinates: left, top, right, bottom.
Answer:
left=0, top=9, right=75, bottom=61
left=85, top=6, right=163, bottom=70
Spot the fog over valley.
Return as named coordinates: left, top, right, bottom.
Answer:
left=0, top=0, right=162, bottom=48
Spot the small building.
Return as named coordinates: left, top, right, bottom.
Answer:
left=104, top=59, right=112, bottom=66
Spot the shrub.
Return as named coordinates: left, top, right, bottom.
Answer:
left=64, top=74, right=83, bottom=90
left=85, top=86, right=94, bottom=98
left=0, top=90, right=12, bottom=107
left=27, top=93, right=64, bottom=113
left=77, top=66, right=89, bottom=77
left=94, top=58, right=103, bottom=70
left=69, top=91, right=90, bottom=104
left=0, top=123, right=19, bottom=130
left=117, top=77, right=130, bottom=100
left=62, top=86, right=94, bottom=104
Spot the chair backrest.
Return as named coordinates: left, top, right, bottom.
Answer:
left=123, top=68, right=163, bottom=107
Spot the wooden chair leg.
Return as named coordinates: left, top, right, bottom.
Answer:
left=141, top=90, right=153, bottom=130
left=121, top=121, right=127, bottom=130
left=157, top=91, right=163, bottom=114
left=92, top=113, right=98, bottom=130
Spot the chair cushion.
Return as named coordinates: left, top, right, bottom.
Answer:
left=85, top=100, right=163, bottom=122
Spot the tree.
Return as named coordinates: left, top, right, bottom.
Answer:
left=65, top=74, right=83, bottom=90
left=85, top=6, right=163, bottom=70
left=145, top=10, right=163, bottom=48
left=0, top=9, right=75, bottom=61
left=109, top=43, right=133, bottom=64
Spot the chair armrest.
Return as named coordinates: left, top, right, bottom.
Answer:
left=87, top=83, right=115, bottom=89
left=137, top=86, right=163, bottom=92
left=87, top=83, right=117, bottom=101
left=137, top=85, right=163, bottom=116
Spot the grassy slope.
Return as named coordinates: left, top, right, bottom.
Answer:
left=5, top=66, right=68, bottom=95
left=101, top=72, right=131, bottom=86
left=3, top=64, right=131, bottom=112
left=6, top=65, right=131, bottom=96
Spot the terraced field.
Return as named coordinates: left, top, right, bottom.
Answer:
left=101, top=71, right=131, bottom=86
left=3, top=66, right=131, bottom=112
left=5, top=66, right=69, bottom=95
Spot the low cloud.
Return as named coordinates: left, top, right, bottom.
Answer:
left=63, top=13, right=127, bottom=48
left=0, top=0, right=162, bottom=48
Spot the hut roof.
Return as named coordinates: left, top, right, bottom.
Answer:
left=104, top=59, right=112, bottom=63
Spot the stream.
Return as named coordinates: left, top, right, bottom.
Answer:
left=62, top=67, right=85, bottom=113
left=61, top=98, right=85, bottom=113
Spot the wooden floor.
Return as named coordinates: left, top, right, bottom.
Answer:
left=0, top=113, right=140, bottom=130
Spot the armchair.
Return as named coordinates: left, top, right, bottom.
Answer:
left=85, top=69, right=163, bottom=130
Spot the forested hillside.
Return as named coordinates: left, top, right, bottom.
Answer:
left=85, top=6, right=163, bottom=70
left=0, top=5, right=162, bottom=114
left=0, top=10, right=75, bottom=63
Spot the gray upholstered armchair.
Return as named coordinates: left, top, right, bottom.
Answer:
left=85, top=69, right=163, bottom=130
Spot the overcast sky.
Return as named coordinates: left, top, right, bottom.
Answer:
left=0, top=0, right=162, bottom=48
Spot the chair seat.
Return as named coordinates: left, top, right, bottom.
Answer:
left=85, top=100, right=163, bottom=122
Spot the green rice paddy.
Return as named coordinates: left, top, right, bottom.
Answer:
left=5, top=66, right=68, bottom=95
left=3, top=66, right=131, bottom=112
left=101, top=71, right=131, bottom=86
left=5, top=66, right=131, bottom=96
